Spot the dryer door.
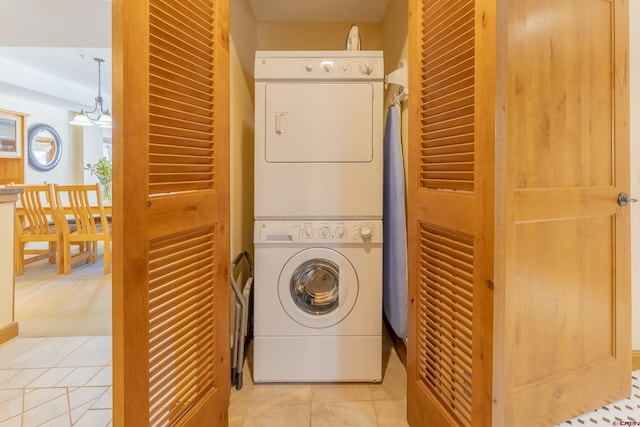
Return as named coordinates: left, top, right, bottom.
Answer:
left=264, top=83, right=374, bottom=163
left=278, top=247, right=358, bottom=329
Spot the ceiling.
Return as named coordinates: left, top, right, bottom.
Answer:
left=0, top=0, right=112, bottom=111
left=0, top=0, right=390, bottom=112
left=0, top=47, right=113, bottom=112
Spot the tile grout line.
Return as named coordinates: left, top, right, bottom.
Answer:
left=0, top=338, right=45, bottom=371
left=66, top=386, right=73, bottom=426
left=51, top=336, right=95, bottom=369
left=0, top=335, right=113, bottom=427
left=23, top=387, right=69, bottom=426
left=20, top=387, right=25, bottom=427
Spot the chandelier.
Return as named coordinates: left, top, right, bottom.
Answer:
left=70, top=58, right=112, bottom=128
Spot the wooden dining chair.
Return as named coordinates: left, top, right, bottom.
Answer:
left=6, top=182, right=63, bottom=276
left=53, top=183, right=112, bottom=275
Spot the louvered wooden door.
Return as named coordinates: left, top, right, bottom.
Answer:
left=112, top=0, right=230, bottom=426
left=407, top=0, right=630, bottom=426
left=407, top=0, right=494, bottom=425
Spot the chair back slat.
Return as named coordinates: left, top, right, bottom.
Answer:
left=6, top=182, right=62, bottom=275
left=53, top=183, right=111, bottom=275
left=9, top=183, right=56, bottom=236
left=60, top=186, right=99, bottom=235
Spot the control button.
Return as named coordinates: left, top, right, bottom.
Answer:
left=359, top=226, right=373, bottom=240
left=340, top=64, right=352, bottom=73
left=304, top=64, right=313, bottom=73
left=336, top=226, right=347, bottom=239
left=360, top=61, right=374, bottom=75
left=322, top=63, right=333, bottom=73
left=302, top=227, right=314, bottom=239
left=319, top=226, right=332, bottom=239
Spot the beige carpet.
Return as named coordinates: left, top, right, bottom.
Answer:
left=14, top=244, right=111, bottom=337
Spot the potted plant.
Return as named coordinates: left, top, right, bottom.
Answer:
left=85, top=157, right=112, bottom=201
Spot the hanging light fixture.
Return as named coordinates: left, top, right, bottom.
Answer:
left=70, top=58, right=112, bottom=129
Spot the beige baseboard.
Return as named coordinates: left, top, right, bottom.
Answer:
left=0, top=322, right=19, bottom=345
left=633, top=350, right=640, bottom=370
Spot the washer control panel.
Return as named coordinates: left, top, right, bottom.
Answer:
left=255, top=220, right=382, bottom=244
left=300, top=221, right=381, bottom=243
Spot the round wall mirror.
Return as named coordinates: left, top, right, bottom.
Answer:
left=27, top=123, right=62, bottom=171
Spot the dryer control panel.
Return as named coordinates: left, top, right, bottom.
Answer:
left=255, top=220, right=382, bottom=244
left=255, top=51, right=384, bottom=80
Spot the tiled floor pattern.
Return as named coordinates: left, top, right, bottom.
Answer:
left=0, top=334, right=410, bottom=427
left=0, top=336, right=112, bottom=427
left=1, top=335, right=640, bottom=426
left=228, top=336, right=409, bottom=427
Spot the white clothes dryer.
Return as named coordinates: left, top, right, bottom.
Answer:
left=253, top=220, right=382, bottom=383
left=254, top=51, right=384, bottom=220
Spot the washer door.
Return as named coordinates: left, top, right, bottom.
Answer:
left=278, top=248, right=358, bottom=329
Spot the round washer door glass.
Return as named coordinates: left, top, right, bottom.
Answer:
left=290, top=259, right=339, bottom=315
left=278, top=247, right=358, bottom=329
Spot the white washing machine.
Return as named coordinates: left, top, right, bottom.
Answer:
left=253, top=220, right=382, bottom=383
left=254, top=51, right=384, bottom=220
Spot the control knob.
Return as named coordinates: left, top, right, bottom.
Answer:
left=319, top=226, right=332, bottom=239
left=360, top=61, right=374, bottom=75
left=304, top=64, right=313, bottom=73
left=359, top=225, right=373, bottom=240
left=336, top=226, right=347, bottom=239
left=302, top=227, right=314, bottom=239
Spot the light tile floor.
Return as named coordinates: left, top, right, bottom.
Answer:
left=1, top=335, right=639, bottom=426
left=0, top=336, right=112, bottom=427
left=228, top=333, right=409, bottom=427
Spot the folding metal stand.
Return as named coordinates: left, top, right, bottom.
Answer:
left=230, top=251, right=253, bottom=390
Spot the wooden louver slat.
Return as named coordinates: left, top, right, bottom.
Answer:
left=420, top=0, right=475, bottom=192
left=147, top=226, right=217, bottom=426
left=149, top=0, right=216, bottom=196
left=417, top=223, right=474, bottom=427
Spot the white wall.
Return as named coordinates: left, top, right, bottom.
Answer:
left=630, top=1, right=640, bottom=349
left=81, top=125, right=108, bottom=187
left=2, top=95, right=76, bottom=184
left=1, top=94, right=107, bottom=186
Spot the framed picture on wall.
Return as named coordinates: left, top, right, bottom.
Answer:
left=0, top=111, right=21, bottom=158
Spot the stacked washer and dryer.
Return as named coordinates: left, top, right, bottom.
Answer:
left=253, top=51, right=384, bottom=383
